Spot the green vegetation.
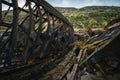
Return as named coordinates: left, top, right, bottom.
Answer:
left=2, top=10, right=28, bottom=24
left=0, top=10, right=28, bottom=30
left=1, top=6, right=120, bottom=29
left=56, top=6, right=120, bottom=28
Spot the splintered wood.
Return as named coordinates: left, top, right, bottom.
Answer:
left=39, top=47, right=76, bottom=80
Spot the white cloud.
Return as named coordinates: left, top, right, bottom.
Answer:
left=84, top=0, right=101, bottom=6
left=18, top=0, right=26, bottom=7
left=44, top=0, right=120, bottom=8
left=51, top=0, right=103, bottom=8
left=77, top=0, right=103, bottom=8
left=61, top=0, right=70, bottom=7
left=62, top=0, right=69, bottom=5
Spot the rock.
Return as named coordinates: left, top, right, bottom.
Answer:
left=81, top=72, right=97, bottom=80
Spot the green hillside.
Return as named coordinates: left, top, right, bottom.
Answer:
left=2, top=10, right=28, bottom=24
left=2, top=6, right=120, bottom=29
left=56, top=6, right=120, bottom=28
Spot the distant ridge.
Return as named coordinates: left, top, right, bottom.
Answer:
left=55, top=7, right=78, bottom=10
left=2, top=6, right=120, bottom=28
left=79, top=6, right=120, bottom=11
left=54, top=6, right=120, bottom=28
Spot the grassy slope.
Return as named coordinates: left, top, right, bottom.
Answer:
left=80, top=6, right=120, bottom=24
left=55, top=6, right=120, bottom=28
left=2, top=6, right=120, bottom=28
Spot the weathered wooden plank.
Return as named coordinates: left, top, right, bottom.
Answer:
left=69, top=50, right=83, bottom=80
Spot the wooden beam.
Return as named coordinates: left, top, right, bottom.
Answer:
left=6, top=0, right=18, bottom=66
left=69, top=50, right=83, bottom=80
left=0, top=0, right=2, bottom=24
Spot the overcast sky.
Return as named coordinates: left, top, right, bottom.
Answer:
left=2, top=0, right=120, bottom=10
left=46, top=0, right=120, bottom=8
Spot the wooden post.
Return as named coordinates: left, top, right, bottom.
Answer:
left=0, top=0, right=2, bottom=24
left=6, top=0, right=18, bottom=66
left=69, top=50, right=83, bottom=80
left=36, top=6, right=43, bottom=41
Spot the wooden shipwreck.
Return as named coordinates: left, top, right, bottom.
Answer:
left=37, top=18, right=120, bottom=80
left=0, top=0, right=120, bottom=79
left=74, top=18, right=120, bottom=80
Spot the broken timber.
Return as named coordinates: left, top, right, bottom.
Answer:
left=0, top=0, right=74, bottom=79
left=67, top=18, right=120, bottom=80
left=0, top=0, right=120, bottom=80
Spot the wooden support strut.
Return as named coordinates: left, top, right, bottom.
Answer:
left=69, top=49, right=83, bottom=80
left=6, top=0, right=18, bottom=66
left=0, top=1, right=74, bottom=79
left=0, top=0, right=2, bottom=24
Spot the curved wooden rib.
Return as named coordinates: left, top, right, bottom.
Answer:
left=0, top=0, right=73, bottom=68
